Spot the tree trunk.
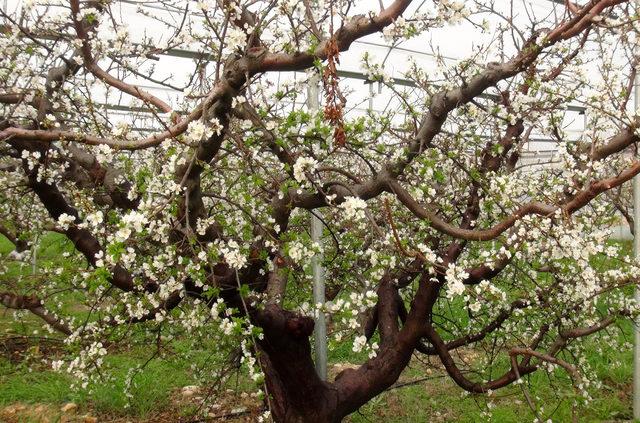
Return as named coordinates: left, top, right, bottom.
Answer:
left=257, top=307, right=340, bottom=422
left=255, top=300, right=421, bottom=422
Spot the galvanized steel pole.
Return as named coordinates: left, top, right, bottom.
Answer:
left=307, top=74, right=327, bottom=381
left=633, top=64, right=640, bottom=420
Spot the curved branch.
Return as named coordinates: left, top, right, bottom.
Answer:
left=389, top=157, right=640, bottom=241
left=0, top=292, right=72, bottom=335
left=0, top=84, right=227, bottom=149
left=416, top=300, right=527, bottom=355
left=425, top=323, right=536, bottom=393
left=69, top=0, right=172, bottom=113
left=388, top=179, right=556, bottom=241
left=258, top=0, right=414, bottom=72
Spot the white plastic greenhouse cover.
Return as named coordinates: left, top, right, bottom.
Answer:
left=2, top=0, right=620, bottom=163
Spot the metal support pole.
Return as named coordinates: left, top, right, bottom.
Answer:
left=307, top=74, right=327, bottom=381
left=31, top=235, right=38, bottom=275
left=311, top=211, right=327, bottom=380
left=633, top=64, right=640, bottom=420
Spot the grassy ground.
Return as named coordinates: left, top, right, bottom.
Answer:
left=331, top=333, right=634, bottom=423
left=0, top=234, right=636, bottom=422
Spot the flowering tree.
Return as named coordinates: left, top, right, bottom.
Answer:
left=2, top=0, right=640, bottom=421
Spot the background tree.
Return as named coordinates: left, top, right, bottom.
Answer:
left=1, top=0, right=640, bottom=421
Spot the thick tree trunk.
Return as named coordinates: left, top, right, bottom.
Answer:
left=257, top=307, right=340, bottom=422
left=255, top=276, right=436, bottom=422
left=260, top=347, right=339, bottom=422
left=260, top=330, right=419, bottom=422
left=256, top=297, right=425, bottom=421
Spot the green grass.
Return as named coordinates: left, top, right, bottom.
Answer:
left=345, top=350, right=633, bottom=423
left=0, top=346, right=199, bottom=418
left=339, top=311, right=635, bottom=422
left=0, top=232, right=203, bottom=419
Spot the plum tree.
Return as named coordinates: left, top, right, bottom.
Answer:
left=1, top=0, right=640, bottom=421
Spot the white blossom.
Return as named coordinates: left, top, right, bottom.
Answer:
left=339, top=196, right=367, bottom=221
left=293, top=156, right=318, bottom=183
